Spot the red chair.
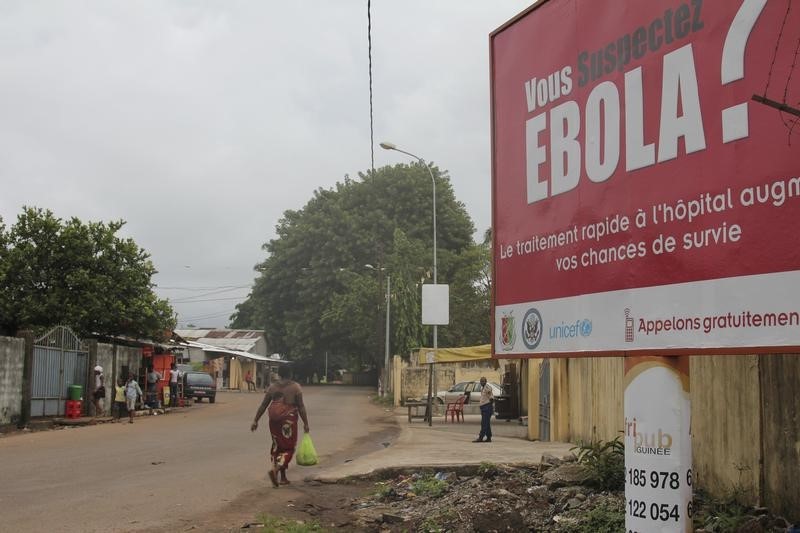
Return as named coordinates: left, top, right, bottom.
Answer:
left=444, top=395, right=467, bottom=423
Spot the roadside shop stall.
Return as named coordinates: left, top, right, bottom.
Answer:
left=140, top=345, right=176, bottom=407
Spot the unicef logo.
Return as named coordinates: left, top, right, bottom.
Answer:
left=580, top=319, right=593, bottom=337
left=522, top=308, right=543, bottom=350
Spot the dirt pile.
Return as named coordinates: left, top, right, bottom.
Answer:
left=349, top=456, right=624, bottom=532
left=343, top=455, right=796, bottom=532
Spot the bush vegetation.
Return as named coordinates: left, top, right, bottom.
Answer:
left=571, top=437, right=625, bottom=491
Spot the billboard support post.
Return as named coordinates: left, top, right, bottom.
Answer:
left=624, top=356, right=692, bottom=531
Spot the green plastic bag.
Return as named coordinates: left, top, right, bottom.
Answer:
left=296, top=433, right=318, bottom=466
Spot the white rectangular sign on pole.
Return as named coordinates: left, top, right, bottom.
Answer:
left=422, top=284, right=449, bottom=325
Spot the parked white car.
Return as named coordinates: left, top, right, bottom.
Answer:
left=429, top=380, right=503, bottom=406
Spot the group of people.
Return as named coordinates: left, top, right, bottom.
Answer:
left=91, top=363, right=184, bottom=421
left=144, top=364, right=183, bottom=407
left=91, top=365, right=143, bottom=423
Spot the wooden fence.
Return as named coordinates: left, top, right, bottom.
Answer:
left=526, top=354, right=800, bottom=521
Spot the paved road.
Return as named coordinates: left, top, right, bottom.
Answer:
left=0, top=386, right=394, bottom=533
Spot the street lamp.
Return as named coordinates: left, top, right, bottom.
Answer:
left=365, top=264, right=391, bottom=398
left=380, top=141, right=439, bottom=426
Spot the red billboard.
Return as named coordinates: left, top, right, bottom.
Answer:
left=491, top=0, right=800, bottom=356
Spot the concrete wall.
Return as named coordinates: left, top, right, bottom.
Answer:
left=400, top=366, right=455, bottom=402
left=91, top=343, right=142, bottom=415
left=396, top=358, right=506, bottom=403
left=116, top=346, right=142, bottom=383
left=392, top=355, right=403, bottom=406
left=542, top=354, right=800, bottom=522
left=454, top=366, right=502, bottom=385
left=0, top=337, right=25, bottom=425
left=0, top=336, right=146, bottom=423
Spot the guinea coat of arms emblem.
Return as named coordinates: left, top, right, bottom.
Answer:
left=500, top=311, right=516, bottom=351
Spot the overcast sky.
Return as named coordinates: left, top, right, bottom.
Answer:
left=0, top=1, right=532, bottom=328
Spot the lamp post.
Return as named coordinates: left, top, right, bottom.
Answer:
left=380, top=141, right=438, bottom=426
left=365, top=264, right=391, bottom=398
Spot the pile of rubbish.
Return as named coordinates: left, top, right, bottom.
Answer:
left=349, top=455, right=624, bottom=532
left=346, top=455, right=796, bottom=532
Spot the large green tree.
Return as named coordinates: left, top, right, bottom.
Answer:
left=0, top=207, right=176, bottom=339
left=231, top=163, right=491, bottom=372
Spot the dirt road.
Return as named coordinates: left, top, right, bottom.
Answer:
left=0, top=386, right=397, bottom=532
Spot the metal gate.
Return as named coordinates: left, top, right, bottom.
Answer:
left=31, top=326, right=89, bottom=417
left=538, top=358, right=551, bottom=441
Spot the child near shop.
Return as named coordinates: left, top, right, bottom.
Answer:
left=125, top=375, right=143, bottom=424
left=113, top=378, right=126, bottom=422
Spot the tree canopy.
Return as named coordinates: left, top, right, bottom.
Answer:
left=231, top=163, right=490, bottom=373
left=0, top=207, right=176, bottom=340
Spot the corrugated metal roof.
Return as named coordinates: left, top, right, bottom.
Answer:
left=174, top=329, right=263, bottom=353
left=199, top=337, right=258, bottom=352
left=205, top=329, right=262, bottom=339
left=174, top=329, right=214, bottom=340
left=180, top=340, right=286, bottom=363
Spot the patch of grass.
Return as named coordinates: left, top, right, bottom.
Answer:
left=693, top=463, right=756, bottom=532
left=411, top=475, right=448, bottom=498
left=571, top=437, right=625, bottom=491
left=477, top=461, right=499, bottom=478
left=373, top=481, right=394, bottom=500
left=699, top=503, right=749, bottom=532
left=418, top=508, right=458, bottom=533
left=573, top=500, right=625, bottom=533
left=692, top=490, right=751, bottom=532
left=257, top=514, right=329, bottom=533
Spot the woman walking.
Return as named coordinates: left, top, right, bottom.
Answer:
left=251, top=365, right=310, bottom=487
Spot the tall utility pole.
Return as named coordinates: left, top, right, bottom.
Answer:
left=383, top=275, right=391, bottom=397
left=379, top=141, right=439, bottom=426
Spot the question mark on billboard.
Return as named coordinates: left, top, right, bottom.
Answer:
left=721, top=0, right=767, bottom=143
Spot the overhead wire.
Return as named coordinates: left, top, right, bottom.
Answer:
left=170, top=296, right=247, bottom=304
left=178, top=310, right=236, bottom=321
left=367, top=0, right=375, bottom=174
left=169, top=286, right=251, bottom=303
left=158, top=284, right=251, bottom=291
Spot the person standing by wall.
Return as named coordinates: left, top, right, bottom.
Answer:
left=146, top=366, right=162, bottom=408
left=250, top=365, right=310, bottom=488
left=169, top=363, right=181, bottom=406
left=245, top=370, right=256, bottom=392
left=112, top=378, right=126, bottom=422
left=92, top=365, right=106, bottom=417
left=473, top=377, right=494, bottom=443
left=125, top=375, right=143, bottom=424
